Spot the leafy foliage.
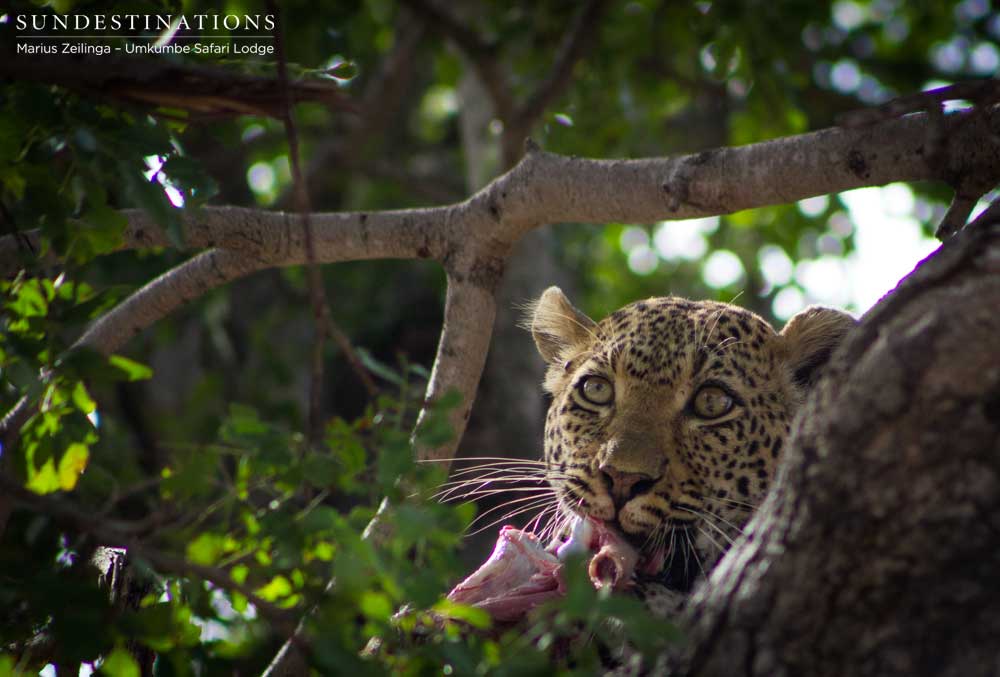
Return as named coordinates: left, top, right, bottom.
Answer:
left=1, top=358, right=674, bottom=673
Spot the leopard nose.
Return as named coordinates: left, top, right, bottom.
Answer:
left=599, top=465, right=656, bottom=508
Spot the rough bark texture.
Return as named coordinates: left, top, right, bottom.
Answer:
left=680, top=222, right=1000, bottom=676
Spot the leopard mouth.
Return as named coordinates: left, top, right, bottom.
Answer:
left=643, top=535, right=701, bottom=593
left=613, top=518, right=701, bottom=594
left=445, top=515, right=703, bottom=625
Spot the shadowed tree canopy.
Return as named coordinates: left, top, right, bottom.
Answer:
left=1, top=1, right=999, bottom=675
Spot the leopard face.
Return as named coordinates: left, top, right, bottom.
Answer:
left=530, top=287, right=854, bottom=596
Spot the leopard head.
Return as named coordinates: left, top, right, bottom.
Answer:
left=529, top=286, right=855, bottom=590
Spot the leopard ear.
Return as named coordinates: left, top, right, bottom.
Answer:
left=780, top=306, right=857, bottom=388
left=526, top=286, right=597, bottom=364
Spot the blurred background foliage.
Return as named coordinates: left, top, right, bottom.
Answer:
left=0, top=0, right=995, bottom=673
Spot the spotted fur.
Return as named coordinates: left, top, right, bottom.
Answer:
left=530, top=286, right=855, bottom=615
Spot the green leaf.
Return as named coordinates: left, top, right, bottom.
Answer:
left=7, top=279, right=48, bottom=318
left=57, top=443, right=89, bottom=491
left=99, top=648, right=140, bottom=677
left=356, top=348, right=404, bottom=386
left=26, top=456, right=61, bottom=494
left=256, top=575, right=293, bottom=601
left=358, top=591, right=393, bottom=621
left=231, top=564, right=249, bottom=585
left=71, top=381, right=96, bottom=414
left=107, top=355, right=153, bottom=381
left=77, top=203, right=127, bottom=259
left=186, top=532, right=226, bottom=566
left=433, top=599, right=492, bottom=630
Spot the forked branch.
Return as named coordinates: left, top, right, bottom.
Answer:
left=4, top=106, right=1000, bottom=463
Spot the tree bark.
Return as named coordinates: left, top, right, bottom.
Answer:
left=679, top=221, right=1000, bottom=676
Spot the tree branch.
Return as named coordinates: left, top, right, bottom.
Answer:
left=966, top=196, right=1000, bottom=230
left=10, top=104, right=1000, bottom=276
left=5, top=106, right=1000, bottom=459
left=936, top=188, right=982, bottom=240
left=270, top=1, right=331, bottom=443
left=0, top=475, right=299, bottom=637
left=0, top=51, right=356, bottom=120
left=414, top=276, right=498, bottom=461
left=837, top=79, right=1000, bottom=128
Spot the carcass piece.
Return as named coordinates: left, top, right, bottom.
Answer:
left=447, top=526, right=564, bottom=622
left=447, top=517, right=644, bottom=624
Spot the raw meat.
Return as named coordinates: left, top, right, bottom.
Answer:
left=447, top=526, right=563, bottom=622
left=447, top=517, right=642, bottom=623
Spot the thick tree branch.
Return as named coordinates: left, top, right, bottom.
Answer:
left=9, top=105, right=1000, bottom=276
left=414, top=276, right=498, bottom=461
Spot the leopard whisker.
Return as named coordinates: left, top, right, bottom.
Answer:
left=465, top=496, right=561, bottom=537
left=538, top=506, right=575, bottom=543
left=464, top=493, right=559, bottom=532
left=421, top=456, right=549, bottom=465
left=444, top=464, right=554, bottom=480
left=712, top=336, right=745, bottom=357
left=434, top=471, right=566, bottom=494
left=433, top=468, right=568, bottom=500
left=695, top=504, right=744, bottom=534
left=443, top=468, right=565, bottom=484
left=434, top=482, right=566, bottom=504
left=435, top=485, right=559, bottom=503
left=684, top=529, right=708, bottom=580
left=697, top=291, right=745, bottom=353
left=695, top=525, right=727, bottom=559
left=526, top=503, right=562, bottom=537
left=665, top=527, right=679, bottom=579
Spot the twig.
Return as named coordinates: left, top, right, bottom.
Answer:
left=964, top=196, right=1000, bottom=230
left=326, top=316, right=379, bottom=398
left=0, top=475, right=298, bottom=636
left=837, top=79, right=1000, bottom=128
left=936, top=189, right=982, bottom=240
left=268, top=3, right=331, bottom=444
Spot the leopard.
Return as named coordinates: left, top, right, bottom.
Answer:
left=529, top=286, right=855, bottom=618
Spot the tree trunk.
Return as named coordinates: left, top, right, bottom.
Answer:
left=678, top=221, right=1000, bottom=676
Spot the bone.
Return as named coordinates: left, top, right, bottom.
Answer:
left=588, top=542, right=640, bottom=590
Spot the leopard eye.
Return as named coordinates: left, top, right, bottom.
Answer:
left=691, top=385, right=734, bottom=419
left=579, top=375, right=614, bottom=405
